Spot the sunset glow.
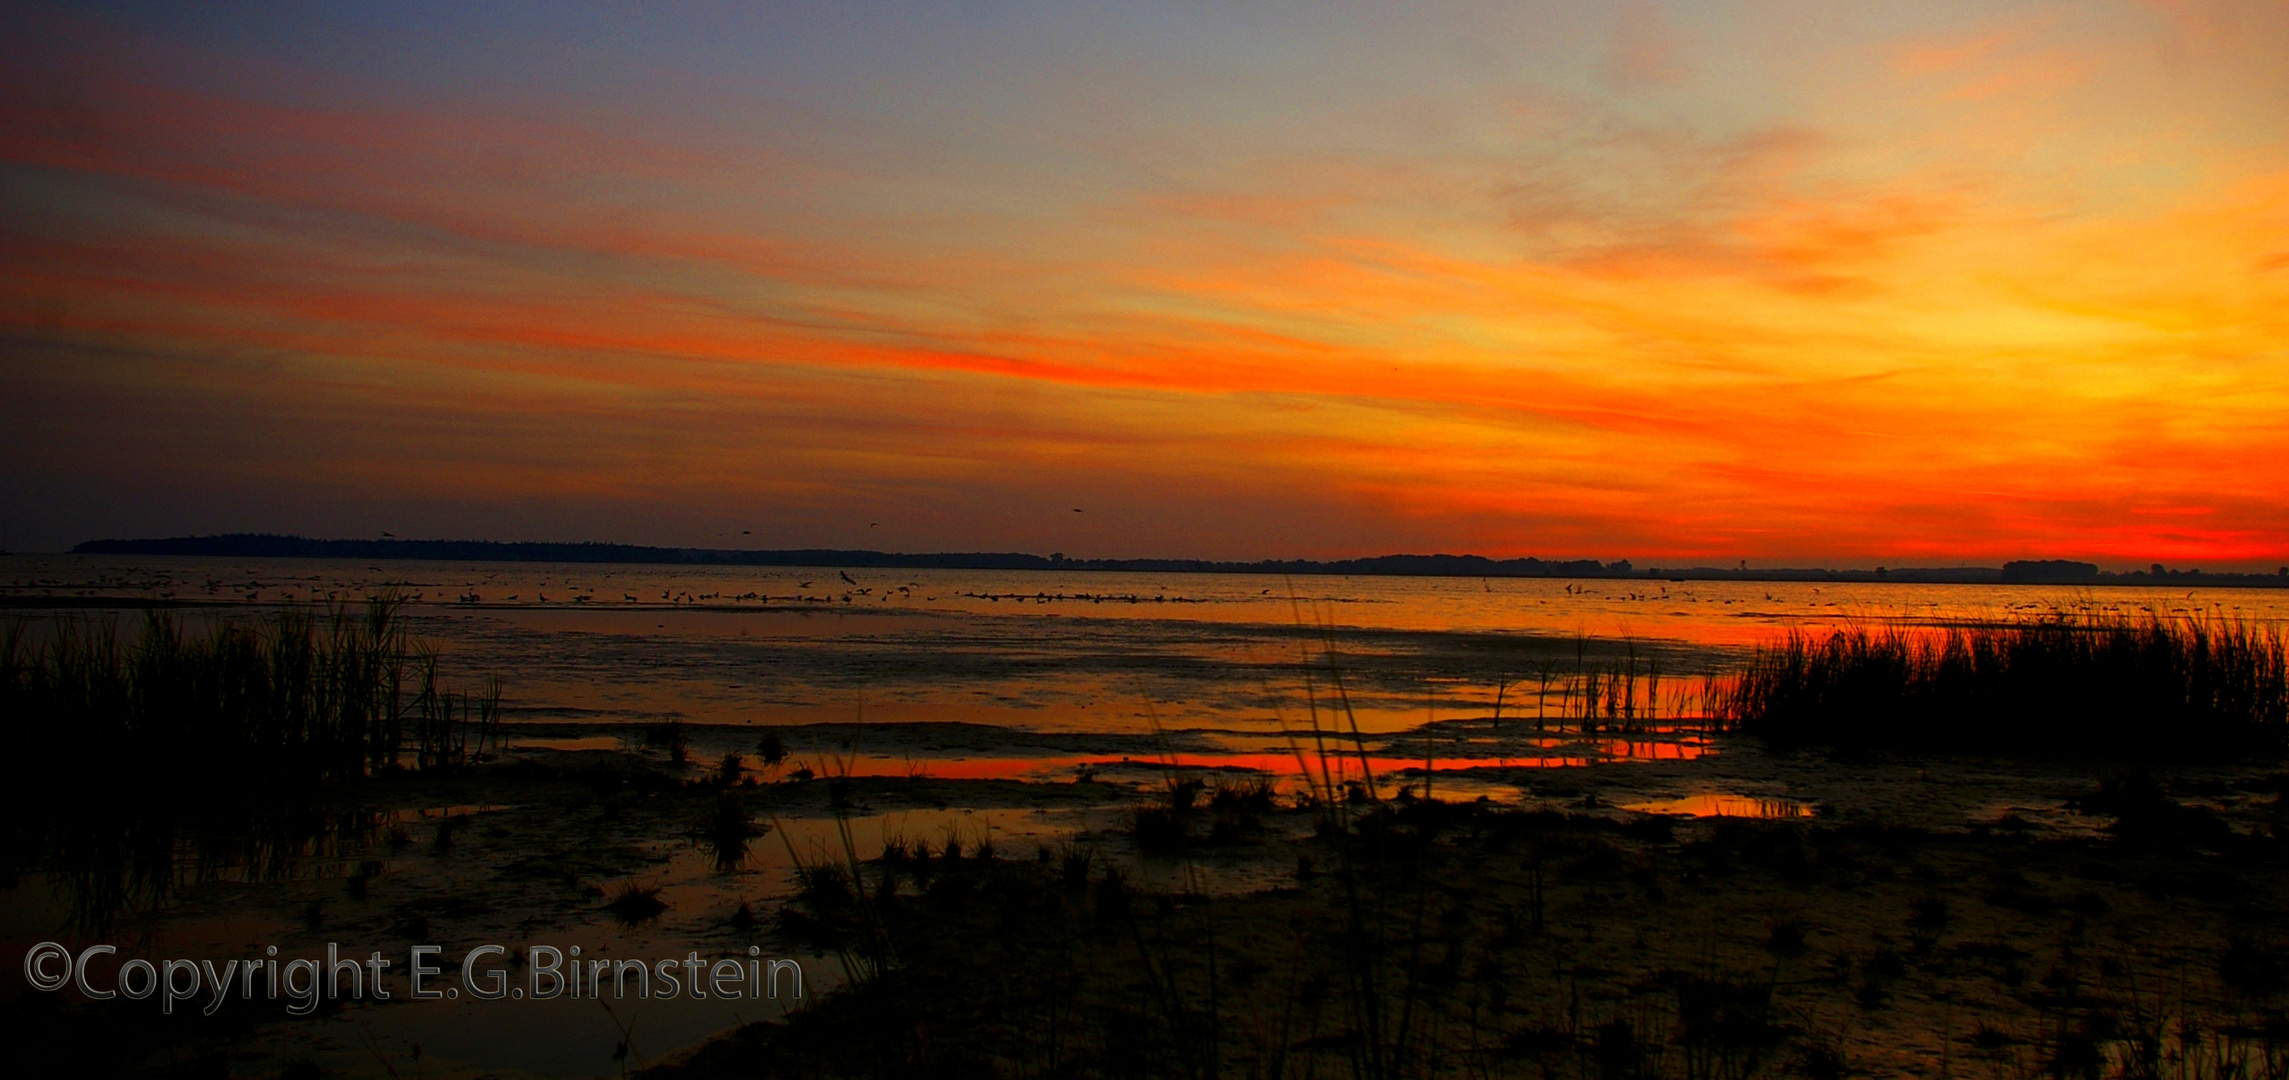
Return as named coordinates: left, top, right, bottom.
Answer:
left=5, top=1, right=2286, bottom=565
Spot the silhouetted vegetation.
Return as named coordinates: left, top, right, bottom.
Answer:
left=0, top=595, right=501, bottom=794
left=648, top=612, right=2289, bottom=1077
left=698, top=790, right=762, bottom=871
left=659, top=784, right=2289, bottom=1080
left=1717, top=613, right=2287, bottom=756
left=606, top=880, right=668, bottom=924
left=0, top=597, right=502, bottom=932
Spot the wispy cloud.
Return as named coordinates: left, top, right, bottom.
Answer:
left=2, top=0, right=2284, bottom=565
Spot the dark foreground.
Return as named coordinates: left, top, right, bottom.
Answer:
left=650, top=774, right=2289, bottom=1080
left=3, top=746, right=2284, bottom=1080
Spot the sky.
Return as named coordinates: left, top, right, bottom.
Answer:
left=3, top=1, right=2285, bottom=568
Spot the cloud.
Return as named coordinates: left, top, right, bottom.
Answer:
left=1600, top=2, right=1689, bottom=90
left=2, top=1, right=2285, bottom=564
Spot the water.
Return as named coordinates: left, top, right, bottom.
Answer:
left=9, top=554, right=2287, bottom=1075
left=9, top=553, right=2284, bottom=739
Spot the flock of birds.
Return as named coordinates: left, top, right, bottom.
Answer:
left=449, top=570, right=936, bottom=607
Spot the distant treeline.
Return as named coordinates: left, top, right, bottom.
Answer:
left=66, top=534, right=2289, bottom=587
left=70, top=534, right=1641, bottom=578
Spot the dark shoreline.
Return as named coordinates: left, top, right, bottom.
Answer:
left=60, top=534, right=2289, bottom=588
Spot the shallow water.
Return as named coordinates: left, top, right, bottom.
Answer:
left=11, top=554, right=2283, bottom=743
left=8, top=554, right=2287, bottom=1075
left=1622, top=793, right=1809, bottom=819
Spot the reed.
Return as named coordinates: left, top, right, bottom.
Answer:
left=0, top=596, right=502, bottom=799
left=1716, top=611, right=2288, bottom=755
left=1260, top=589, right=1457, bottom=1080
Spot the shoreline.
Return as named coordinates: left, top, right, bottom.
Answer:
left=54, top=537, right=2289, bottom=589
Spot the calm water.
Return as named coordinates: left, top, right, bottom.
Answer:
left=10, top=553, right=2286, bottom=1077
left=9, top=553, right=2285, bottom=741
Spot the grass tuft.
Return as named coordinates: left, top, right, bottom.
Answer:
left=1717, top=612, right=2287, bottom=756
left=605, top=881, right=667, bottom=924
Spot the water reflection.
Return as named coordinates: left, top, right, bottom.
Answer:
left=11, top=801, right=389, bottom=937
left=1624, top=794, right=1809, bottom=819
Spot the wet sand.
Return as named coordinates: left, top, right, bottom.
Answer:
left=647, top=758, right=2289, bottom=1080
left=7, top=728, right=2284, bottom=1078
left=7, top=556, right=2287, bottom=1076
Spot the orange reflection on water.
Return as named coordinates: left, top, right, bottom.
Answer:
left=776, top=735, right=1707, bottom=785
left=811, top=754, right=1094, bottom=781
left=1623, top=794, right=1807, bottom=819
left=504, top=736, right=623, bottom=752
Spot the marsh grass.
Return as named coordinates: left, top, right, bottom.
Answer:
left=699, top=762, right=2289, bottom=1080
left=1489, top=640, right=1726, bottom=743
left=653, top=599, right=2289, bottom=1078
left=0, top=595, right=503, bottom=792
left=1717, top=612, right=2288, bottom=756
left=0, top=597, right=500, bottom=932
left=737, top=797, right=1874, bottom=1080
left=769, top=751, right=898, bottom=993
left=605, top=880, right=668, bottom=924
left=697, top=790, right=761, bottom=872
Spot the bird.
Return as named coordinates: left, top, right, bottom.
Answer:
left=869, top=522, right=879, bottom=528
left=741, top=530, right=751, bottom=535
left=1071, top=508, right=1083, bottom=513
left=381, top=531, right=396, bottom=538
left=839, top=571, right=858, bottom=585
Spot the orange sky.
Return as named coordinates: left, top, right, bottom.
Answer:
left=2, top=1, right=2285, bottom=567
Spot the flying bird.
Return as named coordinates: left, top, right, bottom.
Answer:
left=381, top=531, right=396, bottom=538
left=839, top=571, right=858, bottom=585
left=1071, top=508, right=1083, bottom=513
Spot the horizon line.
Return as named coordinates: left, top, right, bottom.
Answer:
left=49, top=533, right=2289, bottom=587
